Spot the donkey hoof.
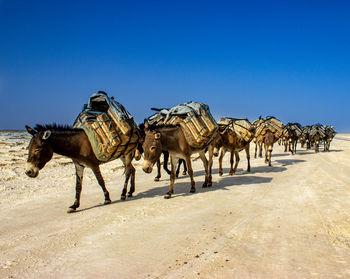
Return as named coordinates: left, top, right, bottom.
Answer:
left=182, top=171, right=187, bottom=175
left=190, top=187, right=196, bottom=193
left=154, top=177, right=160, bottom=182
left=121, top=195, right=126, bottom=201
left=164, top=193, right=172, bottom=199
left=202, top=183, right=208, bottom=188
left=219, top=172, right=223, bottom=176
left=104, top=199, right=112, bottom=205
left=207, top=182, right=212, bottom=187
left=127, top=193, right=133, bottom=198
left=67, top=208, right=76, bottom=214
left=229, top=171, right=234, bottom=176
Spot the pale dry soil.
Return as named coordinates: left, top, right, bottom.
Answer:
left=1, top=132, right=350, bottom=278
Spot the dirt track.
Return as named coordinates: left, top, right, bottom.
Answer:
left=1, top=135, right=350, bottom=278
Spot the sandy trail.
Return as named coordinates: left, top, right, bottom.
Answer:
left=1, top=133, right=350, bottom=278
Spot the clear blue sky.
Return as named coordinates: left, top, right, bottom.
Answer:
left=1, top=0, right=349, bottom=131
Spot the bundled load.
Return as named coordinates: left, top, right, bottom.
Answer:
left=282, top=122, right=303, bottom=137
left=325, top=125, right=336, bottom=138
left=309, top=124, right=326, bottom=138
left=74, top=91, right=139, bottom=162
left=254, top=116, right=284, bottom=141
left=217, top=117, right=255, bottom=142
left=148, top=101, right=218, bottom=149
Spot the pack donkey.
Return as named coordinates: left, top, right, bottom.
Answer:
left=141, top=120, right=213, bottom=198
left=209, top=118, right=255, bottom=175
left=136, top=123, right=187, bottom=181
left=25, top=124, right=137, bottom=213
left=253, top=117, right=283, bottom=166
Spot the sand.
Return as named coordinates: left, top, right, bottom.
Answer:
left=1, top=131, right=350, bottom=278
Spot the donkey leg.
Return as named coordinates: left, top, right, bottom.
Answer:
left=182, top=159, right=187, bottom=175
left=154, top=159, right=161, bottom=181
left=218, top=149, right=225, bottom=176
left=199, top=150, right=209, bottom=187
left=92, top=165, right=111, bottom=204
left=246, top=144, right=251, bottom=172
left=68, top=162, right=85, bottom=213
left=185, top=155, right=196, bottom=192
left=268, top=149, right=272, bottom=166
left=264, top=144, right=268, bottom=164
left=175, top=159, right=181, bottom=178
left=164, top=155, right=177, bottom=199
left=254, top=142, right=257, bottom=159
left=163, top=151, right=171, bottom=175
left=125, top=153, right=136, bottom=197
left=233, top=151, right=240, bottom=174
left=258, top=141, right=263, bottom=158
left=207, top=146, right=213, bottom=186
left=120, top=156, right=133, bottom=200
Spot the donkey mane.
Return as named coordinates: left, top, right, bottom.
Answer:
left=34, top=123, right=82, bottom=134
left=145, top=123, right=181, bottom=131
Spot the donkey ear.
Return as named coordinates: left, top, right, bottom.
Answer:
left=25, top=126, right=37, bottom=136
left=42, top=130, right=51, bottom=140
left=144, top=119, right=149, bottom=130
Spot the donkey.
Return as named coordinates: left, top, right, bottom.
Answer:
left=324, top=126, right=336, bottom=152
left=142, top=120, right=212, bottom=199
left=282, top=126, right=298, bottom=155
left=136, top=124, right=187, bottom=181
left=262, top=130, right=278, bottom=166
left=25, top=124, right=136, bottom=213
left=210, top=128, right=251, bottom=176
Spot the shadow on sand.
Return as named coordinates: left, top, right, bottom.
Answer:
left=74, top=172, right=273, bottom=213
left=74, top=155, right=308, bottom=213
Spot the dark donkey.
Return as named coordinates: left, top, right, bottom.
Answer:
left=142, top=120, right=212, bottom=198
left=25, top=124, right=136, bottom=213
left=136, top=124, right=187, bottom=181
left=210, top=129, right=252, bottom=176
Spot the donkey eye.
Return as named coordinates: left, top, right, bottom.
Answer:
left=150, top=146, right=156, bottom=151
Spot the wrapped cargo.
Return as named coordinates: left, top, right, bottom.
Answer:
left=148, top=101, right=218, bottom=149
left=254, top=116, right=284, bottom=141
left=217, top=117, right=255, bottom=142
left=74, top=91, right=139, bottom=162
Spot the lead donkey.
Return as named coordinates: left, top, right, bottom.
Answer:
left=25, top=92, right=139, bottom=212
left=141, top=102, right=218, bottom=198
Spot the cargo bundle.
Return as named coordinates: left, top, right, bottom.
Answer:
left=148, top=101, right=218, bottom=149
left=254, top=116, right=284, bottom=140
left=309, top=124, right=326, bottom=138
left=217, top=117, right=255, bottom=142
left=282, top=123, right=303, bottom=137
left=73, top=91, right=139, bottom=162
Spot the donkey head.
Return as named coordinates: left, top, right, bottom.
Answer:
left=25, top=126, right=54, bottom=178
left=212, top=132, right=224, bottom=157
left=142, top=120, right=162, bottom=173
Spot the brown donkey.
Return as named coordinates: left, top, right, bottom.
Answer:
left=210, top=130, right=251, bottom=176
left=142, top=120, right=212, bottom=199
left=25, top=124, right=136, bottom=213
left=263, top=130, right=278, bottom=166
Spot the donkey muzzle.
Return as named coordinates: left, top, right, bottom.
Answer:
left=142, top=160, right=154, bottom=174
left=25, top=163, right=39, bottom=178
left=213, top=148, right=219, bottom=157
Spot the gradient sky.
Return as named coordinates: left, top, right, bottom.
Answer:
left=0, top=0, right=349, bottom=131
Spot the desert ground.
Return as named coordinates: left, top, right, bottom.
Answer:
left=1, top=131, right=350, bottom=279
